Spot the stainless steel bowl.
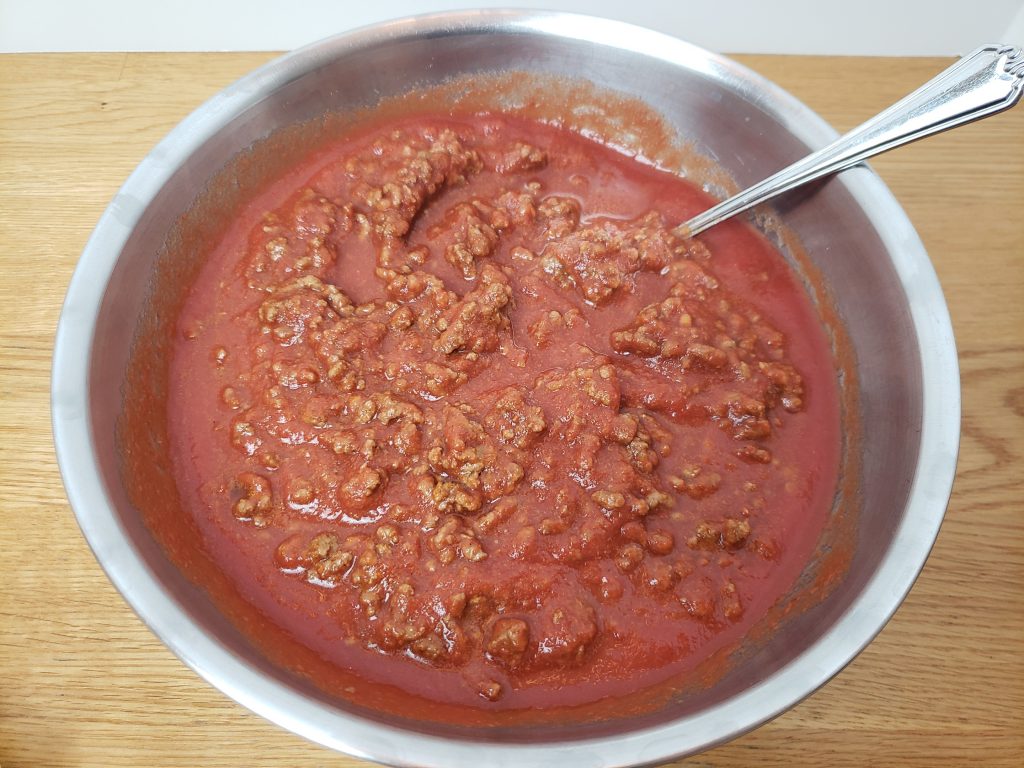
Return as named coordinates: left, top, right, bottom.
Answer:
left=52, top=10, right=960, bottom=766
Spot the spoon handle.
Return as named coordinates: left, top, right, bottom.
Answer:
left=678, top=44, right=1024, bottom=238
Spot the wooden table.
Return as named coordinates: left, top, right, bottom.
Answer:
left=1, top=52, right=1021, bottom=768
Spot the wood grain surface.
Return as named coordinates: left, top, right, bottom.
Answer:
left=1, top=52, right=1021, bottom=767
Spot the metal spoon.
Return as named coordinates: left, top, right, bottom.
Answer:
left=676, top=44, right=1024, bottom=238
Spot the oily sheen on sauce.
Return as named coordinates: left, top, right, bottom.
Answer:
left=166, top=113, right=840, bottom=713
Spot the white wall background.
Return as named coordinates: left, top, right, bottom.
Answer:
left=1, top=0, right=1022, bottom=55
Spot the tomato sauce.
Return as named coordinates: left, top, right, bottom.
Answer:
left=165, top=113, right=841, bottom=713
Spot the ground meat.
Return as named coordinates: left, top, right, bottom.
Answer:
left=669, top=466, right=722, bottom=499
left=538, top=211, right=685, bottom=304
left=687, top=518, right=752, bottom=551
left=431, top=199, right=509, bottom=278
left=434, top=265, right=512, bottom=355
left=353, top=128, right=482, bottom=240
left=494, top=141, right=548, bottom=174
left=536, top=195, right=580, bottom=239
left=484, top=387, right=546, bottom=449
left=611, top=257, right=806, bottom=448
left=241, top=190, right=351, bottom=290
left=170, top=113, right=838, bottom=709
left=380, top=269, right=457, bottom=332
left=231, top=472, right=272, bottom=526
left=486, top=617, right=530, bottom=660
left=533, top=597, right=598, bottom=665
left=527, top=308, right=584, bottom=347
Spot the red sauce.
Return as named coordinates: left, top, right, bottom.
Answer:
left=166, top=113, right=840, bottom=713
